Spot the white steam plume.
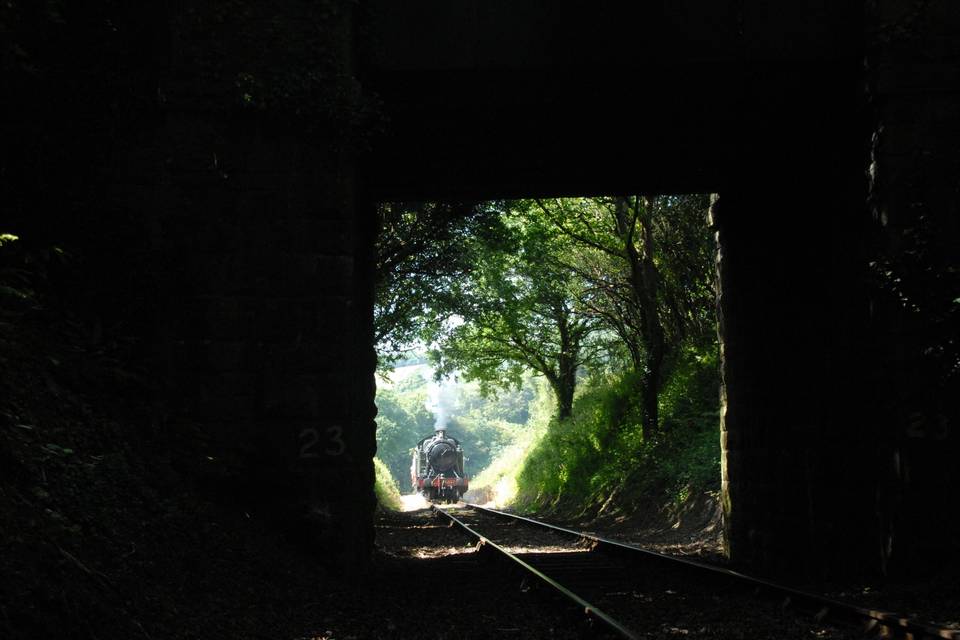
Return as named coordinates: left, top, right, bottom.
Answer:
left=424, top=373, right=449, bottom=431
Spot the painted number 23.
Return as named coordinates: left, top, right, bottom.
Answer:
left=299, top=426, right=346, bottom=458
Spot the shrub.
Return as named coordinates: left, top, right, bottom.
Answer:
left=373, top=457, right=402, bottom=511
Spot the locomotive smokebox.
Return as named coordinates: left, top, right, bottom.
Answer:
left=427, top=440, right=458, bottom=473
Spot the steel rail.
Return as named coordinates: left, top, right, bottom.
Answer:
left=431, top=505, right=640, bottom=639
left=466, top=503, right=960, bottom=640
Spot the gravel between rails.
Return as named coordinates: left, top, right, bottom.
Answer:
left=446, top=505, right=867, bottom=640
left=372, top=507, right=589, bottom=639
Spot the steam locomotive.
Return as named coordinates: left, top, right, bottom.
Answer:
left=411, top=426, right=469, bottom=503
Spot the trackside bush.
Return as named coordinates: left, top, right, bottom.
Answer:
left=373, top=457, right=402, bottom=510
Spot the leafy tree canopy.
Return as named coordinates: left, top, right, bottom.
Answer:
left=374, top=201, right=508, bottom=369
left=426, top=212, right=601, bottom=418
left=374, top=195, right=716, bottom=427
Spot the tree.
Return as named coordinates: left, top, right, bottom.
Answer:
left=428, top=217, right=599, bottom=418
left=532, top=195, right=714, bottom=431
left=374, top=201, right=507, bottom=368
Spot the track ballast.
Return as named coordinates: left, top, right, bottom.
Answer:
left=431, top=503, right=959, bottom=640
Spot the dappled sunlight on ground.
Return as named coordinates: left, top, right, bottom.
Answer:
left=376, top=520, right=478, bottom=559
left=400, top=545, right=477, bottom=559
left=435, top=504, right=593, bottom=555
left=501, top=545, right=589, bottom=554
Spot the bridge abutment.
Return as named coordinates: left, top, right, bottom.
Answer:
left=106, top=112, right=375, bottom=567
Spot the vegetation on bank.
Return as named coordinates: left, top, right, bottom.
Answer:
left=373, top=457, right=402, bottom=510
left=512, top=346, right=720, bottom=517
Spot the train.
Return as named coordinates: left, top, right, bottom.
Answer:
left=411, top=425, right=469, bottom=503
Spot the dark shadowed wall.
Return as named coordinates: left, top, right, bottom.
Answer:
left=5, top=0, right=955, bottom=577
left=363, top=0, right=959, bottom=578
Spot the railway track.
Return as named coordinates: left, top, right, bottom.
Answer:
left=432, top=503, right=960, bottom=640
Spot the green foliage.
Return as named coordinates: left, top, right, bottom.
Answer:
left=375, top=194, right=720, bottom=516
left=375, top=202, right=509, bottom=369
left=374, top=375, right=433, bottom=490
left=446, top=415, right=520, bottom=480
left=512, top=345, right=720, bottom=516
left=529, top=195, right=715, bottom=429
left=373, top=457, right=402, bottom=511
left=427, top=212, right=599, bottom=417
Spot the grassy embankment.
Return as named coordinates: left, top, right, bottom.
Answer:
left=373, top=456, right=402, bottom=510
left=503, top=346, right=721, bottom=521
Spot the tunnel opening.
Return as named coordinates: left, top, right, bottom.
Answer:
left=371, top=195, right=723, bottom=557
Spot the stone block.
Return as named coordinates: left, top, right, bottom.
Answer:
left=290, top=219, right=352, bottom=254
left=173, top=340, right=248, bottom=373
left=260, top=334, right=340, bottom=372
left=315, top=255, right=355, bottom=294
left=312, top=206, right=352, bottom=222
left=259, top=373, right=350, bottom=421
left=202, top=310, right=256, bottom=341
left=253, top=299, right=352, bottom=344
left=191, top=394, right=257, bottom=421
left=199, top=372, right=258, bottom=398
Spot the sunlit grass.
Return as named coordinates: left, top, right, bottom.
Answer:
left=467, top=377, right=554, bottom=505
left=374, top=456, right=403, bottom=510
left=471, top=430, right=542, bottom=505
left=510, top=347, right=721, bottom=517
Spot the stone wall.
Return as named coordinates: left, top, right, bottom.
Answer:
left=716, top=1, right=960, bottom=578
left=867, top=0, right=960, bottom=575
left=713, top=62, right=876, bottom=576
left=102, top=109, right=374, bottom=566
left=2, top=0, right=375, bottom=567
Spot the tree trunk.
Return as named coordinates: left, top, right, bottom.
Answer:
left=612, top=196, right=665, bottom=432
left=638, top=196, right=665, bottom=432
left=552, top=305, right=579, bottom=419
left=552, top=376, right=576, bottom=419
